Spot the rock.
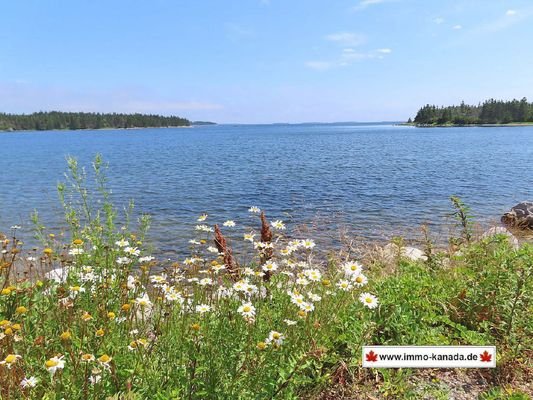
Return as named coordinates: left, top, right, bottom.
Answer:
left=383, top=243, right=427, bottom=262
left=44, top=267, right=70, bottom=283
left=501, top=202, right=533, bottom=229
left=482, top=226, right=519, bottom=249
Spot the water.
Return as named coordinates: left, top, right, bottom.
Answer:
left=1, top=123, right=532, bottom=255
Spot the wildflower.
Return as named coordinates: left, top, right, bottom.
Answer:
left=265, top=331, right=285, bottom=347
left=223, top=220, right=236, bottom=227
left=72, top=239, right=83, bottom=245
left=237, top=302, right=256, bottom=318
left=211, top=264, right=226, bottom=273
left=303, top=269, right=322, bottom=282
left=45, top=356, right=65, bottom=375
left=135, top=294, right=152, bottom=308
left=95, top=328, right=105, bottom=337
left=261, top=261, right=279, bottom=273
left=249, top=206, right=261, bottom=213
left=352, top=273, right=368, bottom=287
left=124, top=246, right=140, bottom=257
left=307, top=292, right=322, bottom=302
left=343, top=261, right=363, bottom=277
left=115, top=239, right=130, bottom=247
left=139, top=255, right=155, bottom=263
left=1, top=288, right=12, bottom=296
left=197, top=214, right=208, bottom=222
left=43, top=248, right=53, bottom=255
left=0, top=354, right=21, bottom=369
left=107, top=311, right=116, bottom=320
left=10, top=225, right=21, bottom=230
left=20, top=376, right=38, bottom=388
left=81, top=312, right=93, bottom=322
left=15, top=306, right=28, bottom=314
left=190, top=323, right=201, bottom=331
left=117, top=257, right=132, bottom=265
left=295, top=277, right=310, bottom=286
left=69, top=285, right=86, bottom=298
left=271, top=220, right=286, bottom=230
left=121, top=303, right=131, bottom=312
left=195, top=224, right=213, bottom=233
left=196, top=304, right=212, bottom=314
left=256, top=341, right=267, bottom=350
left=301, top=239, right=316, bottom=249
left=89, top=374, right=101, bottom=385
left=336, top=280, right=352, bottom=291
left=284, top=319, right=297, bottom=326
left=243, top=233, right=255, bottom=242
left=199, top=277, right=213, bottom=286
left=60, top=331, right=72, bottom=341
left=97, top=354, right=112, bottom=369
left=359, top=293, right=379, bottom=309
left=69, top=248, right=84, bottom=256
left=81, top=354, right=95, bottom=362
left=207, top=246, right=220, bottom=254
left=300, top=302, right=315, bottom=313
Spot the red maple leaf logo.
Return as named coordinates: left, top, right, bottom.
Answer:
left=366, top=350, right=378, bottom=362
left=480, top=351, right=492, bottom=362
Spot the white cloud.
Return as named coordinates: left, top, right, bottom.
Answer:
left=452, top=24, right=462, bottom=30
left=306, top=48, right=391, bottom=71
left=325, top=32, right=366, bottom=46
left=433, top=17, right=445, bottom=24
left=352, top=0, right=387, bottom=11
left=376, top=48, right=392, bottom=54
left=506, top=9, right=517, bottom=16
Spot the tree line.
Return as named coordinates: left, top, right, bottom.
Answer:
left=412, top=98, right=533, bottom=125
left=0, top=111, right=190, bottom=131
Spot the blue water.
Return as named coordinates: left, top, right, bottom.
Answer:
left=1, top=123, right=532, bottom=255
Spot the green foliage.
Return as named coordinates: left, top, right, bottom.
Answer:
left=413, top=97, right=533, bottom=125
left=0, top=111, right=190, bottom=131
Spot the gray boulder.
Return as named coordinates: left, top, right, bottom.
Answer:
left=481, top=226, right=519, bottom=249
left=501, top=202, right=533, bottom=229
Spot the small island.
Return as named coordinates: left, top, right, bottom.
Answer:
left=0, top=111, right=191, bottom=131
left=409, top=97, right=533, bottom=126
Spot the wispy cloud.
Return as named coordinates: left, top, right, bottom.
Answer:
left=468, top=7, right=532, bottom=35
left=452, top=24, right=462, bottom=30
left=352, top=0, right=388, bottom=11
left=306, top=48, right=392, bottom=71
left=325, top=32, right=366, bottom=46
left=433, top=17, right=445, bottom=24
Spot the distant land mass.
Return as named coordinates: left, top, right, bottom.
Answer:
left=0, top=111, right=190, bottom=131
left=410, top=97, right=533, bottom=126
left=191, top=121, right=217, bottom=126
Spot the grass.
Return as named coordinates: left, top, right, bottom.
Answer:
left=0, top=156, right=532, bottom=399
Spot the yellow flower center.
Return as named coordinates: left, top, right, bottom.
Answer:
left=356, top=276, right=363, bottom=283
left=365, top=297, right=373, bottom=303
left=242, top=306, right=251, bottom=312
left=98, top=354, right=111, bottom=363
left=15, top=306, right=28, bottom=314
left=5, top=354, right=17, bottom=364
left=73, top=239, right=83, bottom=245
left=46, top=359, right=59, bottom=368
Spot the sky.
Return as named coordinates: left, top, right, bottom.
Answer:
left=1, top=0, right=533, bottom=123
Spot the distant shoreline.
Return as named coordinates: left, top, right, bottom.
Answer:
left=0, top=125, right=195, bottom=133
left=399, top=122, right=533, bottom=128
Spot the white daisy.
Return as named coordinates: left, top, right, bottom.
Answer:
left=359, top=292, right=378, bottom=309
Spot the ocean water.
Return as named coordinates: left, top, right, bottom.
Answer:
left=1, top=123, right=532, bottom=255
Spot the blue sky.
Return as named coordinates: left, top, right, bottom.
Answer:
left=1, top=0, right=532, bottom=123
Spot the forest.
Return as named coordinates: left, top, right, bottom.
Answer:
left=412, top=97, right=533, bottom=125
left=0, top=111, right=190, bottom=131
